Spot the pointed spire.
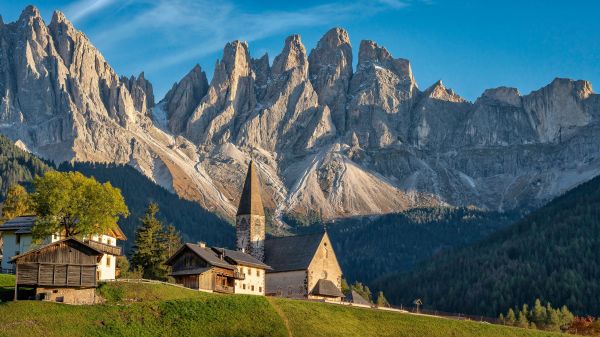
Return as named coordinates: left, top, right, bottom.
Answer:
left=237, top=160, right=265, bottom=217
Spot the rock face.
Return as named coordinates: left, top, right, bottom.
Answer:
left=2, top=8, right=600, bottom=226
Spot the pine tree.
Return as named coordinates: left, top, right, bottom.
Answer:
left=498, top=313, right=505, bottom=324
left=162, top=224, right=182, bottom=258
left=341, top=278, right=350, bottom=295
left=130, top=203, right=169, bottom=280
left=506, top=308, right=516, bottom=326
left=545, top=304, right=561, bottom=331
left=559, top=305, right=574, bottom=330
left=517, top=304, right=530, bottom=328
left=376, top=291, right=390, bottom=307
left=531, top=298, right=547, bottom=327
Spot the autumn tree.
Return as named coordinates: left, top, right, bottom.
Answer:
left=31, top=171, right=129, bottom=239
left=2, top=184, right=33, bottom=221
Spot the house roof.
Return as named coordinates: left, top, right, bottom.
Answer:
left=0, top=215, right=127, bottom=241
left=165, top=243, right=234, bottom=270
left=0, top=215, right=36, bottom=233
left=236, top=161, right=265, bottom=217
left=10, top=237, right=103, bottom=262
left=311, top=279, right=345, bottom=298
left=213, top=247, right=272, bottom=270
left=264, top=232, right=325, bottom=272
left=345, top=290, right=371, bottom=306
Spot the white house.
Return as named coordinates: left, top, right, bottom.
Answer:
left=0, top=216, right=126, bottom=280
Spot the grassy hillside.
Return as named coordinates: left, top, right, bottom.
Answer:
left=0, top=278, right=566, bottom=337
left=374, top=175, right=600, bottom=316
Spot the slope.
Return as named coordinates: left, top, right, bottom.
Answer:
left=0, top=135, right=51, bottom=198
left=374, top=175, right=600, bottom=316
left=0, top=277, right=566, bottom=337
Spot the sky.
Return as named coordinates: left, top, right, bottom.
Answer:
left=0, top=0, right=599, bottom=101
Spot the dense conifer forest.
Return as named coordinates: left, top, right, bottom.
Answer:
left=374, top=175, right=600, bottom=316
left=0, top=136, right=50, bottom=197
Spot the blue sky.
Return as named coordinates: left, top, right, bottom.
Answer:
left=1, top=1, right=599, bottom=101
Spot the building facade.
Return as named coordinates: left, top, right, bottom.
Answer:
left=165, top=242, right=270, bottom=295
left=0, top=216, right=126, bottom=280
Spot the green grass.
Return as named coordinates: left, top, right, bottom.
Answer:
left=0, top=274, right=15, bottom=302
left=0, top=281, right=567, bottom=337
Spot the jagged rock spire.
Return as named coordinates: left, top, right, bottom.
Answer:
left=236, top=160, right=265, bottom=216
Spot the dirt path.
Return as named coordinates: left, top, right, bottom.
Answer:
left=267, top=298, right=293, bottom=337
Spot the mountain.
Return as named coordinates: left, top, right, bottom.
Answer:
left=1, top=6, right=600, bottom=228
left=373, top=175, right=600, bottom=316
left=0, top=134, right=50, bottom=197
left=57, top=162, right=234, bottom=252
left=317, top=207, right=521, bottom=284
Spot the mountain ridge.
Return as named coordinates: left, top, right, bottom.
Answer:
left=1, top=6, right=599, bottom=227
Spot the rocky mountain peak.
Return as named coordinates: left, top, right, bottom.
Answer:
left=480, top=87, right=521, bottom=107
left=50, top=10, right=70, bottom=26
left=161, top=64, right=209, bottom=133
left=121, top=72, right=155, bottom=116
left=425, top=80, right=466, bottom=103
left=18, top=5, right=42, bottom=22
left=215, top=40, right=252, bottom=82
left=308, top=28, right=353, bottom=132
left=251, top=53, right=270, bottom=99
left=357, top=40, right=414, bottom=83
left=272, top=34, right=308, bottom=77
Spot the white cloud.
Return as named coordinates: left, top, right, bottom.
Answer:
left=85, top=0, right=410, bottom=72
left=64, top=0, right=120, bottom=23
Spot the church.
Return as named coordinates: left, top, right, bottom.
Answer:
left=236, top=161, right=344, bottom=301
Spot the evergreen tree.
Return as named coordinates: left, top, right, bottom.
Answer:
left=531, top=298, right=547, bottom=327
left=498, top=313, right=505, bottom=324
left=341, top=278, right=350, bottom=296
left=506, top=308, right=516, bottom=326
left=376, top=291, right=390, bottom=307
left=130, top=203, right=169, bottom=281
left=517, top=304, right=530, bottom=328
left=545, top=304, right=561, bottom=331
left=559, top=305, right=575, bottom=329
left=162, top=224, right=182, bottom=258
left=351, top=282, right=372, bottom=302
left=1, top=184, right=33, bottom=221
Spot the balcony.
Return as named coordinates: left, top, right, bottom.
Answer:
left=84, top=239, right=122, bottom=256
left=233, top=271, right=245, bottom=280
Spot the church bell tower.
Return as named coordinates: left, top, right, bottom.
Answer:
left=236, top=160, right=266, bottom=261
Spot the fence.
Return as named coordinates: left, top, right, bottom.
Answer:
left=0, top=268, right=15, bottom=275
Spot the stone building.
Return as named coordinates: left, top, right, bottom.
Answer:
left=236, top=161, right=344, bottom=301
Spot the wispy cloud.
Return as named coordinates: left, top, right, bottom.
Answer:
left=84, top=0, right=412, bottom=72
left=64, top=0, right=120, bottom=22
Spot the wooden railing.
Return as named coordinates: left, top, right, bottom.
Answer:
left=214, top=284, right=234, bottom=294
left=84, top=239, right=122, bottom=256
left=233, top=271, right=245, bottom=280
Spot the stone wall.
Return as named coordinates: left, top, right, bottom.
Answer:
left=307, top=233, right=342, bottom=299
left=35, top=287, right=97, bottom=304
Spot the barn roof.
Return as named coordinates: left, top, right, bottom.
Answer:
left=311, top=279, right=345, bottom=298
left=10, top=237, right=103, bottom=262
left=214, top=247, right=272, bottom=270
left=264, top=232, right=325, bottom=272
left=236, top=161, right=265, bottom=217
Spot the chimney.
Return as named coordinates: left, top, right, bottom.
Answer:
left=198, top=241, right=206, bottom=248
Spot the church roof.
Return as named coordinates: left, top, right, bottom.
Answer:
left=264, top=232, right=326, bottom=272
left=236, top=161, right=265, bottom=217
left=311, top=279, right=345, bottom=298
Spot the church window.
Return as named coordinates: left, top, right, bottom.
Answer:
left=321, top=270, right=328, bottom=279
left=323, top=243, right=329, bottom=258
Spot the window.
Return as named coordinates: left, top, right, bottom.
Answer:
left=106, top=256, right=111, bottom=267
left=259, top=287, right=262, bottom=293
left=243, top=284, right=246, bottom=290
left=16, top=234, right=21, bottom=245
left=256, top=270, right=260, bottom=277
left=251, top=285, right=255, bottom=291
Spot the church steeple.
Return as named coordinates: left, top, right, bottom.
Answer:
left=236, top=160, right=266, bottom=261
left=237, top=160, right=265, bottom=217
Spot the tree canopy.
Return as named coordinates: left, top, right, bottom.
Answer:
left=31, top=171, right=129, bottom=239
left=1, top=184, right=33, bottom=221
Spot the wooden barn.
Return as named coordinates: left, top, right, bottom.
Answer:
left=11, top=237, right=103, bottom=304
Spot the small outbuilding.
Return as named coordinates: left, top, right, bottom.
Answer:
left=11, top=237, right=103, bottom=304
